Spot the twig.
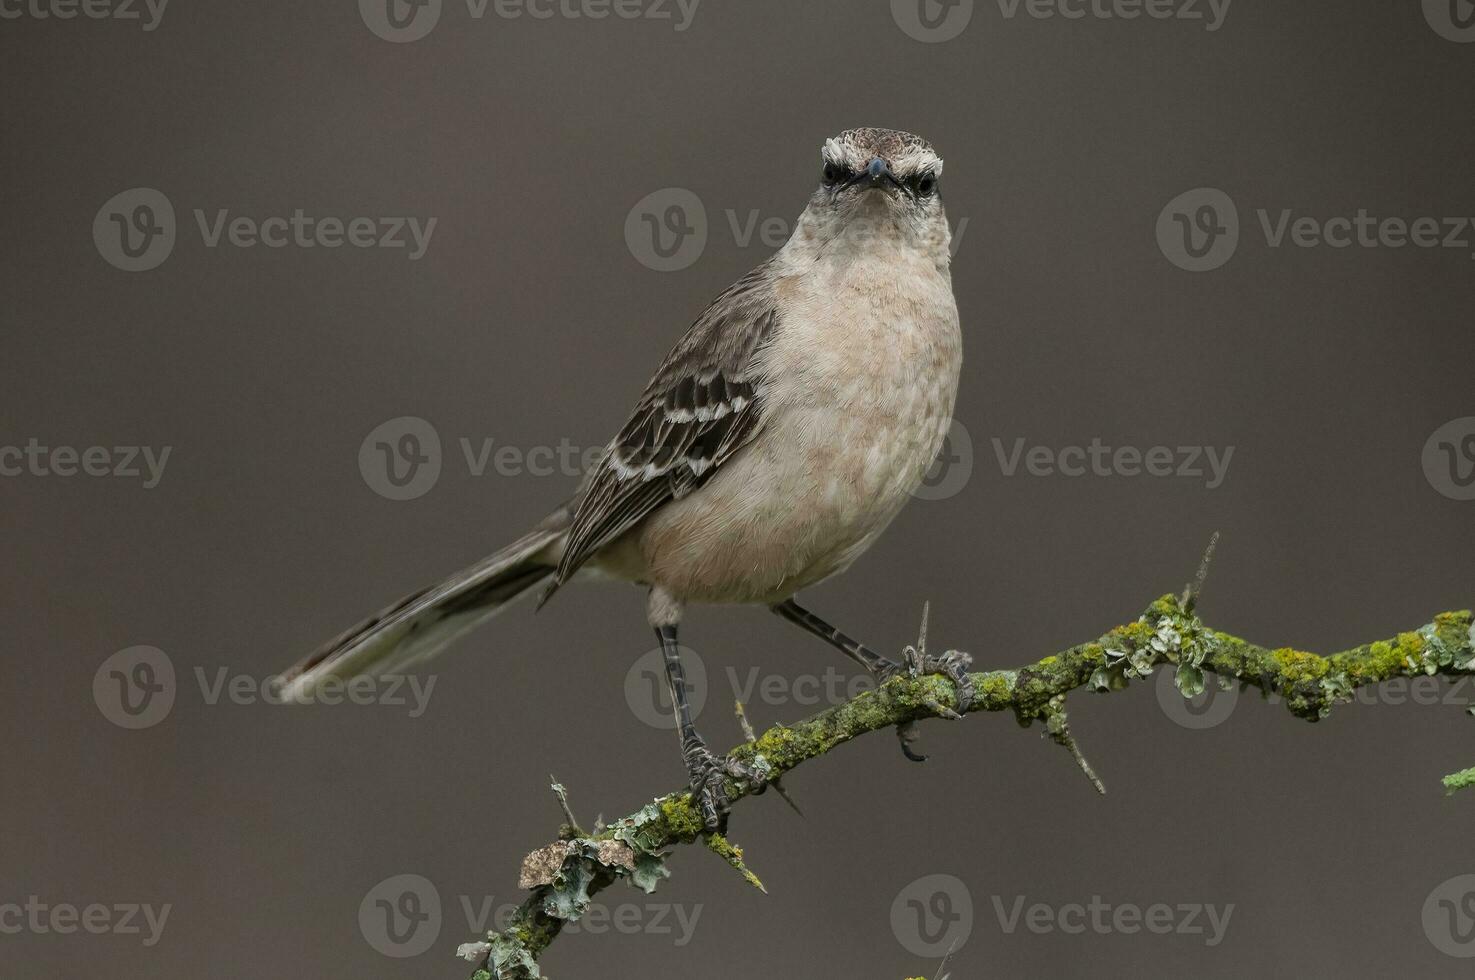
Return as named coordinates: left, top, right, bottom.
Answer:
left=464, top=594, right=1475, bottom=979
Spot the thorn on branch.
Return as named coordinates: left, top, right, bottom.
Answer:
left=893, top=602, right=975, bottom=762
left=549, top=774, right=587, bottom=839
left=1182, top=530, right=1221, bottom=614
left=705, top=832, right=767, bottom=893
left=932, top=937, right=962, bottom=980
left=1043, top=696, right=1106, bottom=795
left=735, top=701, right=802, bottom=816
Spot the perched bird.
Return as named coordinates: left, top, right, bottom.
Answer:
left=278, top=128, right=972, bottom=828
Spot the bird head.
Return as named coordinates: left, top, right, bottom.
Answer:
left=798, top=128, right=949, bottom=258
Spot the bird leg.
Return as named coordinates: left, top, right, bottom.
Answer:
left=654, top=622, right=761, bottom=831
left=770, top=598, right=900, bottom=678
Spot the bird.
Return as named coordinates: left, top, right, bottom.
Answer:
left=277, top=127, right=972, bottom=829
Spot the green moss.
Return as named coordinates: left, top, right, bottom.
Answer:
left=1363, top=640, right=1401, bottom=678
left=658, top=796, right=704, bottom=842
left=705, top=832, right=765, bottom=892
left=1443, top=766, right=1475, bottom=794
left=1271, top=647, right=1329, bottom=683
left=978, top=672, right=1013, bottom=706
left=752, top=724, right=803, bottom=761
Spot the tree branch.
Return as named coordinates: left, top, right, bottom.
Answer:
left=459, top=594, right=1475, bottom=979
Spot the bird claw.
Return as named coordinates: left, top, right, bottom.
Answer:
left=882, top=603, right=976, bottom=764
left=684, top=744, right=764, bottom=832
left=883, top=645, right=976, bottom=714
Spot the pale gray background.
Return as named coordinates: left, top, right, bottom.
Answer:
left=3, top=1, right=1474, bottom=977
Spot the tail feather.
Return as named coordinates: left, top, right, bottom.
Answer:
left=275, top=506, right=570, bottom=702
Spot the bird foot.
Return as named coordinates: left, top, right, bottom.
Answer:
left=683, top=741, right=765, bottom=831
left=881, top=602, right=976, bottom=762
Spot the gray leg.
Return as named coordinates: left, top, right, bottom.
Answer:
left=650, top=587, right=755, bottom=830
left=770, top=598, right=899, bottom=677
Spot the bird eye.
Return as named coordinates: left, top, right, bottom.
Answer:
left=915, top=173, right=938, bottom=197
left=822, top=162, right=844, bottom=186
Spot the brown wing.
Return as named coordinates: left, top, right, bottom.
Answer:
left=550, top=263, right=780, bottom=592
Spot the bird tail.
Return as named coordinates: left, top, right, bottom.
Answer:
left=274, top=505, right=572, bottom=703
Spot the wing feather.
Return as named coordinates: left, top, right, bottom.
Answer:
left=550, top=265, right=780, bottom=590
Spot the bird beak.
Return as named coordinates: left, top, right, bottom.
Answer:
left=861, top=156, right=910, bottom=198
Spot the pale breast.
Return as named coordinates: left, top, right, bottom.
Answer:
left=632, top=247, right=962, bottom=605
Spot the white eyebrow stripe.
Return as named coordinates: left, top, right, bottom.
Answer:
left=821, top=139, right=941, bottom=178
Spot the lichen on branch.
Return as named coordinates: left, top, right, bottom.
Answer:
left=463, top=594, right=1475, bottom=979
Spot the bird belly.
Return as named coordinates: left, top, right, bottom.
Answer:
left=630, top=271, right=961, bottom=605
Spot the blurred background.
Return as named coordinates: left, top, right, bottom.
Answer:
left=3, top=1, right=1474, bottom=976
